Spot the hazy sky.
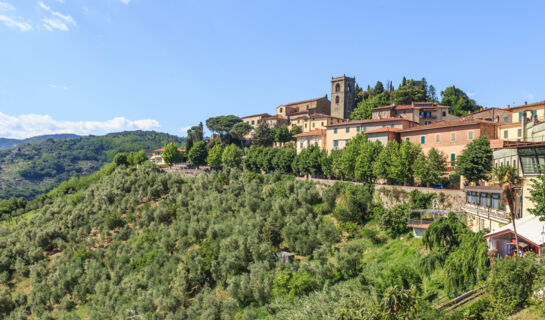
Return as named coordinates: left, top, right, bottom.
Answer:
left=0, top=0, right=544, bottom=138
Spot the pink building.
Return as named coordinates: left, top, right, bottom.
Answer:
left=399, top=119, right=498, bottom=168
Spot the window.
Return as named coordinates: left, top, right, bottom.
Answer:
left=346, top=127, right=350, bottom=133
left=435, top=134, right=440, bottom=143
left=468, top=130, right=474, bottom=140
left=425, top=121, right=431, bottom=125
left=533, top=110, right=538, bottom=117
left=421, top=136, right=426, bottom=144
left=451, top=153, right=456, bottom=167
left=300, top=142, right=303, bottom=149
left=518, top=128, right=522, bottom=137
left=305, top=123, right=307, bottom=128
left=402, top=111, right=406, bottom=114
left=346, top=85, right=351, bottom=92
left=406, top=137, right=410, bottom=141
left=362, top=126, right=366, bottom=131
left=312, top=123, right=315, bottom=128
left=334, top=128, right=338, bottom=134
left=503, top=130, right=508, bottom=139
left=390, top=124, right=394, bottom=128
left=356, top=126, right=360, bottom=132
left=504, top=116, right=508, bottom=122
left=251, top=120, right=255, bottom=125
left=321, top=122, right=324, bottom=126
left=507, top=160, right=510, bottom=166
left=333, top=140, right=338, bottom=148
left=335, top=96, right=340, bottom=104
left=450, top=132, right=456, bottom=142
left=279, top=108, right=283, bottom=113
left=513, top=160, right=517, bottom=168
left=442, top=111, right=446, bottom=117
left=335, top=83, right=340, bottom=92
left=519, top=112, right=523, bottom=122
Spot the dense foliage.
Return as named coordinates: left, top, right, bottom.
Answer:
left=0, top=131, right=184, bottom=200
left=0, top=158, right=542, bottom=318
left=351, top=77, right=480, bottom=120
left=456, top=136, right=493, bottom=184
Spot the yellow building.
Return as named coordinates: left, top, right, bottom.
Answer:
left=508, top=100, right=545, bottom=124
left=289, top=113, right=345, bottom=133
left=371, top=102, right=459, bottom=125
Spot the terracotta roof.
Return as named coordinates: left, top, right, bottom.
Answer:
left=467, top=107, right=512, bottom=115
left=400, top=119, right=497, bottom=133
left=283, top=97, right=328, bottom=107
left=294, top=129, right=326, bottom=137
left=326, top=117, right=416, bottom=128
left=508, top=100, right=545, bottom=111
left=290, top=112, right=341, bottom=120
left=264, top=115, right=287, bottom=120
left=241, top=113, right=271, bottom=119
left=366, top=127, right=402, bottom=134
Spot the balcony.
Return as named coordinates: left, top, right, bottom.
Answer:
left=462, top=203, right=511, bottom=224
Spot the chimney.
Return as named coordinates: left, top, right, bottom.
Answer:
left=525, top=101, right=528, bottom=105
left=507, top=104, right=510, bottom=108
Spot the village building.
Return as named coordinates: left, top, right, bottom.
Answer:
left=330, top=75, right=356, bottom=119
left=485, top=215, right=545, bottom=257
left=293, top=129, right=326, bottom=154
left=464, top=107, right=512, bottom=123
left=289, top=112, right=345, bottom=133
left=148, top=148, right=184, bottom=165
left=325, top=118, right=417, bottom=152
left=508, top=100, right=545, bottom=124
left=399, top=119, right=498, bottom=168
left=276, top=97, right=331, bottom=118
left=371, top=102, right=459, bottom=125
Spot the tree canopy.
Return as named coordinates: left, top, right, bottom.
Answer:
left=440, top=86, right=481, bottom=116
left=456, top=136, right=493, bottom=184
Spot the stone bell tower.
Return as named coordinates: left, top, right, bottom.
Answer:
left=330, top=75, right=356, bottom=119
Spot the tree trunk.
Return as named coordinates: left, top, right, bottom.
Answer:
left=505, top=186, right=520, bottom=255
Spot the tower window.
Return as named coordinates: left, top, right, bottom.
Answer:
left=335, top=83, right=340, bottom=92
left=335, top=96, right=340, bottom=104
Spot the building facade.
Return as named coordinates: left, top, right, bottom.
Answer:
left=399, top=119, right=498, bottom=168
left=371, top=102, right=459, bottom=125
left=326, top=118, right=417, bottom=152
left=276, top=97, right=331, bottom=118
left=294, top=129, right=327, bottom=154
left=289, top=113, right=345, bottom=133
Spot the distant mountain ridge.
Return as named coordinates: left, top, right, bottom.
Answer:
left=0, top=130, right=184, bottom=200
left=0, top=133, right=79, bottom=150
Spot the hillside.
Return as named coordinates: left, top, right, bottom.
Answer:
left=0, top=134, right=79, bottom=150
left=0, top=162, right=541, bottom=319
left=0, top=131, right=184, bottom=200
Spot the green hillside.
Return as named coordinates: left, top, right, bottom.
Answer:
left=0, top=131, right=184, bottom=200
left=0, top=162, right=542, bottom=319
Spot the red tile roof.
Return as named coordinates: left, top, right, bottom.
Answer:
left=294, top=129, right=326, bottom=137
left=283, top=96, right=329, bottom=107
left=325, top=117, right=416, bottom=128
left=241, top=113, right=271, bottom=119
left=508, top=100, right=545, bottom=111
left=400, top=119, right=496, bottom=133
left=366, top=127, right=402, bottom=134
left=290, top=112, right=342, bottom=120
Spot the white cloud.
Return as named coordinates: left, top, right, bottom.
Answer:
left=38, top=0, right=75, bottom=31
left=0, top=2, right=14, bottom=11
left=37, top=1, right=50, bottom=10
left=49, top=83, right=57, bottom=88
left=42, top=17, right=68, bottom=31
left=0, top=112, right=161, bottom=139
left=121, top=0, right=131, bottom=4
left=0, top=15, right=33, bottom=31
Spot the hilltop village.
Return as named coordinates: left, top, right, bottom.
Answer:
left=233, top=75, right=545, bottom=255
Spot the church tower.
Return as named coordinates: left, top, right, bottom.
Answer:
left=330, top=75, right=356, bottom=119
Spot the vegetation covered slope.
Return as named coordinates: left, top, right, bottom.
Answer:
left=0, top=131, right=183, bottom=200
left=0, top=162, right=543, bottom=319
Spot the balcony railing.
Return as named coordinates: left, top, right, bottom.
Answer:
left=462, top=203, right=510, bottom=222
left=407, top=218, right=434, bottom=226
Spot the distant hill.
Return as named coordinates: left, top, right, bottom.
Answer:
left=0, top=133, right=79, bottom=150
left=0, top=130, right=184, bottom=200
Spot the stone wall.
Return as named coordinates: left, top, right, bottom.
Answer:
left=297, top=177, right=466, bottom=211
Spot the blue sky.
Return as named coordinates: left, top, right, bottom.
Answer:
left=0, top=0, right=544, bottom=138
